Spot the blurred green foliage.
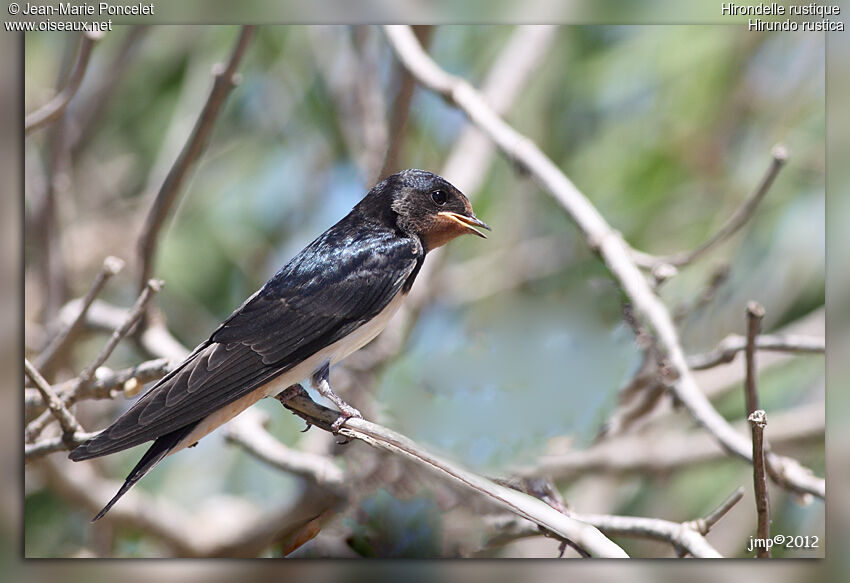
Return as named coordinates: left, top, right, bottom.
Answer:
left=24, top=25, right=823, bottom=557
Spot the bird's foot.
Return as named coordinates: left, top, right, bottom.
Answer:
left=330, top=402, right=362, bottom=433
left=312, top=363, right=362, bottom=434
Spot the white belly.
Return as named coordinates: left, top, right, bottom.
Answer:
left=171, top=291, right=408, bottom=453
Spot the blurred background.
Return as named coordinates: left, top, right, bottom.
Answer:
left=22, top=25, right=824, bottom=558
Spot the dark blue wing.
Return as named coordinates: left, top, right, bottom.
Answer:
left=71, top=225, right=422, bottom=459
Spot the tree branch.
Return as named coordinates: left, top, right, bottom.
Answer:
left=568, top=511, right=723, bottom=558
left=26, top=357, right=172, bottom=421
left=224, top=409, right=346, bottom=494
left=23, top=359, right=84, bottom=445
left=25, top=279, right=163, bottom=442
left=687, top=332, right=825, bottom=370
left=745, top=301, right=771, bottom=557
left=631, top=145, right=789, bottom=269
left=33, top=255, right=125, bottom=377
left=25, top=431, right=99, bottom=461
left=136, top=25, right=255, bottom=292
left=276, top=384, right=628, bottom=558
left=687, top=486, right=745, bottom=536
left=383, top=25, right=824, bottom=500
left=520, top=400, right=823, bottom=481
left=25, top=31, right=103, bottom=135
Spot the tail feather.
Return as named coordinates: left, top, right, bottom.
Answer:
left=90, top=424, right=196, bottom=522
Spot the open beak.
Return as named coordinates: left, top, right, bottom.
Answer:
left=438, top=211, right=492, bottom=239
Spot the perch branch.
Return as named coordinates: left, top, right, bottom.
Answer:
left=136, top=25, right=255, bottom=291
left=276, top=384, right=628, bottom=558
left=383, top=25, right=823, bottom=500
left=25, top=31, right=103, bottom=135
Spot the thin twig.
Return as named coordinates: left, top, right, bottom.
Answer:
left=674, top=264, right=730, bottom=323
left=26, top=357, right=172, bottom=421
left=686, top=486, right=745, bottom=536
left=745, top=302, right=771, bottom=557
left=379, top=25, right=434, bottom=179
left=224, top=409, right=346, bottom=494
left=34, top=255, right=125, bottom=376
left=39, top=452, right=342, bottom=557
left=383, top=25, right=824, bottom=500
left=25, top=279, right=163, bottom=442
left=25, top=31, right=104, bottom=135
left=566, top=511, right=723, bottom=558
left=688, top=332, right=825, bottom=370
left=521, top=400, right=823, bottom=480
left=276, top=384, right=628, bottom=558
left=745, top=302, right=765, bottom=415
left=69, top=26, right=150, bottom=153
left=26, top=431, right=99, bottom=461
left=485, top=486, right=741, bottom=559
left=23, top=359, right=84, bottom=444
left=749, top=410, right=771, bottom=557
left=136, top=25, right=255, bottom=292
left=62, top=297, right=191, bottom=361
left=631, top=145, right=789, bottom=268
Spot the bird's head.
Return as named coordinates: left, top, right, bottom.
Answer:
left=361, top=169, right=490, bottom=252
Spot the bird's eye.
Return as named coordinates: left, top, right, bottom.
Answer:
left=431, top=190, right=448, bottom=205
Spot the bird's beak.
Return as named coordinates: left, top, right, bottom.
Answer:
left=438, top=211, right=492, bottom=239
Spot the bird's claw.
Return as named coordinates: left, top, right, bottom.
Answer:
left=330, top=403, right=362, bottom=434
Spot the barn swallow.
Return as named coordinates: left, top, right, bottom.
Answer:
left=69, top=169, right=489, bottom=521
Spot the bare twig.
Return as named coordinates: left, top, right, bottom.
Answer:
left=749, top=410, right=771, bottom=557
left=33, top=255, right=125, bottom=376
left=224, top=409, right=345, bottom=493
left=674, top=264, right=730, bottom=323
left=745, top=302, right=766, bottom=414
left=26, top=431, right=99, bottom=461
left=746, top=301, right=771, bottom=557
left=689, top=486, right=746, bottom=536
left=25, top=31, right=103, bottom=135
left=136, top=26, right=255, bottom=292
left=26, top=357, right=172, bottom=421
left=568, top=511, right=723, bottom=558
left=688, top=332, right=825, bottom=370
left=521, top=400, right=823, bottom=480
left=484, top=487, right=742, bottom=558
left=379, top=25, right=434, bottom=179
left=25, top=279, right=163, bottom=442
left=40, top=451, right=342, bottom=557
left=441, top=24, right=560, bottom=196
left=69, top=26, right=150, bottom=153
left=59, top=297, right=191, bottom=361
left=276, top=384, right=628, bottom=557
left=383, top=25, right=824, bottom=500
left=23, top=359, right=84, bottom=444
left=631, top=145, right=789, bottom=268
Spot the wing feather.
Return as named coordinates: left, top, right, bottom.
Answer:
left=70, top=227, right=423, bottom=460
